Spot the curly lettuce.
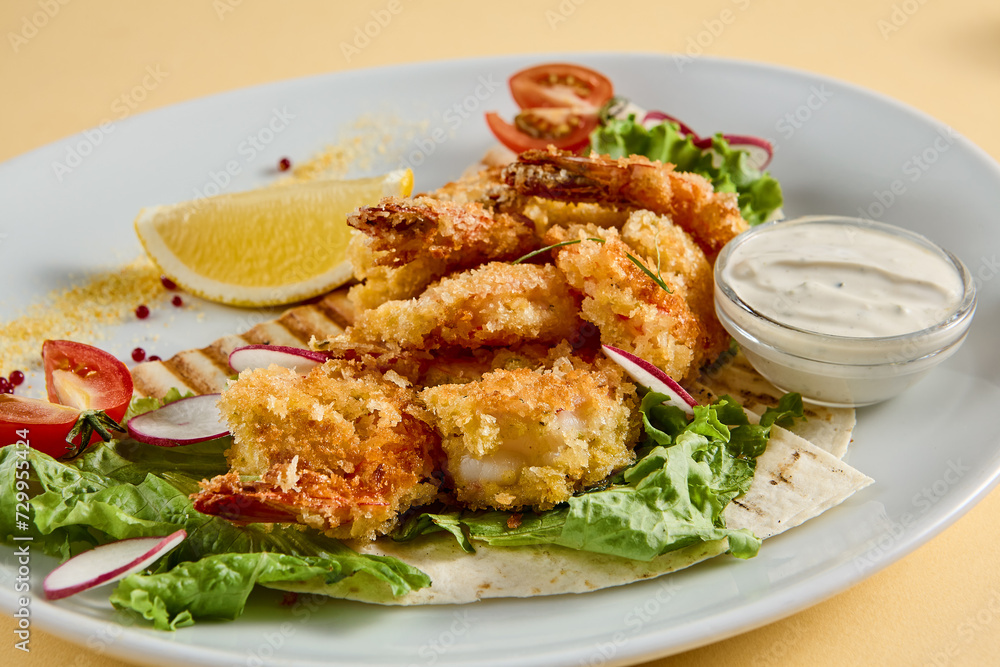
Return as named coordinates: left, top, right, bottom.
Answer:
left=394, top=394, right=803, bottom=561
left=589, top=116, right=783, bottom=225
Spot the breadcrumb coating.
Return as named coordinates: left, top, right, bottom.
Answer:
left=195, top=362, right=441, bottom=540
left=346, top=195, right=539, bottom=311
left=503, top=147, right=748, bottom=259
left=346, top=262, right=582, bottom=351
left=620, top=210, right=730, bottom=364
left=347, top=231, right=448, bottom=310
left=421, top=354, right=639, bottom=511
left=348, top=195, right=537, bottom=270
left=550, top=227, right=704, bottom=382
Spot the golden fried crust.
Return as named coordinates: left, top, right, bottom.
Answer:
left=550, top=227, right=704, bottom=382
left=421, top=166, right=508, bottom=205
left=347, top=196, right=538, bottom=269
left=504, top=147, right=747, bottom=259
left=194, top=363, right=442, bottom=540
left=421, top=356, right=639, bottom=511
left=620, top=210, right=730, bottom=364
left=345, top=262, right=583, bottom=351
left=347, top=232, right=448, bottom=311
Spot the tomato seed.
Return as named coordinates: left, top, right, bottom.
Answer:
left=171, top=295, right=183, bottom=307
left=9, top=370, right=25, bottom=386
left=160, top=275, right=178, bottom=290
left=135, top=304, right=150, bottom=319
left=131, top=347, right=146, bottom=362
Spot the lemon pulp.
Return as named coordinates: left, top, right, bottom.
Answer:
left=135, top=170, right=412, bottom=307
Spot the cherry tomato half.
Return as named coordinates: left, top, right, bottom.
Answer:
left=509, top=63, right=614, bottom=110
left=0, top=394, right=81, bottom=458
left=42, top=340, right=133, bottom=424
left=485, top=110, right=598, bottom=154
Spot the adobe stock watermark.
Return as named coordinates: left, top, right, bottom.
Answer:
left=925, top=588, right=1000, bottom=667
left=397, top=74, right=501, bottom=171
left=406, top=611, right=473, bottom=666
left=853, top=458, right=969, bottom=573
left=749, top=617, right=806, bottom=667
left=340, top=0, right=404, bottom=62
left=673, top=0, right=753, bottom=72
left=877, top=0, right=932, bottom=40
left=578, top=580, right=679, bottom=666
left=774, top=84, right=835, bottom=142
left=545, top=0, right=587, bottom=30
left=51, top=65, right=170, bottom=182
left=7, top=0, right=71, bottom=53
left=213, top=0, right=242, bottom=20
left=10, top=433, right=33, bottom=653
left=856, top=124, right=960, bottom=220
left=190, top=106, right=295, bottom=200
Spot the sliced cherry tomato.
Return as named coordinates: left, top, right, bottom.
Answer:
left=42, top=340, right=133, bottom=424
left=485, top=110, right=597, bottom=154
left=0, top=395, right=81, bottom=458
left=509, top=63, right=613, bottom=110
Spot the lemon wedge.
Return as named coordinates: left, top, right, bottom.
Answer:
left=134, top=170, right=413, bottom=307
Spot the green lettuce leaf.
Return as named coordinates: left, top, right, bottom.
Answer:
left=0, top=436, right=431, bottom=629
left=393, top=395, right=797, bottom=562
left=589, top=116, right=784, bottom=225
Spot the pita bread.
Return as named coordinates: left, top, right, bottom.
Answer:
left=130, top=288, right=355, bottom=397
left=696, top=351, right=856, bottom=459
left=269, top=536, right=729, bottom=605
left=724, top=412, right=872, bottom=539
left=134, top=289, right=871, bottom=605
left=264, top=412, right=870, bottom=605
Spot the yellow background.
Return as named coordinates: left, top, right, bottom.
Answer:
left=2, top=0, right=999, bottom=665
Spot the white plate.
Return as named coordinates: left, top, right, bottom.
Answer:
left=2, top=53, right=1000, bottom=667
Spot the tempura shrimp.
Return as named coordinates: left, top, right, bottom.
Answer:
left=503, top=147, right=748, bottom=258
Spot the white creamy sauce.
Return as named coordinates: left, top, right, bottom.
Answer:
left=722, top=223, right=963, bottom=337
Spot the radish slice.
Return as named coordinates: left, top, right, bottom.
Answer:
left=693, top=134, right=774, bottom=170
left=43, top=529, right=186, bottom=600
left=643, top=111, right=698, bottom=138
left=601, top=344, right=698, bottom=416
left=127, top=394, right=228, bottom=447
left=228, top=344, right=328, bottom=374
left=719, top=134, right=773, bottom=169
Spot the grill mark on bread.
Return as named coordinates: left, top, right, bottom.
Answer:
left=131, top=286, right=353, bottom=398
left=162, top=351, right=228, bottom=395
left=315, top=289, right=357, bottom=328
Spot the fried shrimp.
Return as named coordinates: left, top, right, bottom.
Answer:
left=193, top=362, right=442, bottom=540
left=422, top=354, right=639, bottom=511
left=422, top=166, right=510, bottom=206
left=348, top=196, right=537, bottom=270
left=347, top=196, right=539, bottom=310
left=347, top=232, right=449, bottom=310
left=620, top=210, right=730, bottom=362
left=549, top=227, right=706, bottom=381
left=345, top=262, right=582, bottom=351
left=503, top=147, right=748, bottom=258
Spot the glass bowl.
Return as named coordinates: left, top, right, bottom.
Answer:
left=713, top=216, right=977, bottom=407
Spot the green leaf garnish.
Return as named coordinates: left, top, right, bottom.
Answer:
left=512, top=237, right=672, bottom=294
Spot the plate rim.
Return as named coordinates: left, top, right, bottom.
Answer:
left=3, top=50, right=1000, bottom=667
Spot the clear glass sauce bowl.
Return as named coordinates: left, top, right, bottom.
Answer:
left=713, top=216, right=977, bottom=407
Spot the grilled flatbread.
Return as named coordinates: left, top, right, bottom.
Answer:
left=267, top=419, right=871, bottom=605
left=131, top=288, right=871, bottom=605
left=696, top=352, right=856, bottom=459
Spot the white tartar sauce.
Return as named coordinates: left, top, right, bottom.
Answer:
left=721, top=222, right=963, bottom=337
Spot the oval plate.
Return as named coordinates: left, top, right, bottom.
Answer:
left=2, top=53, right=1000, bottom=667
